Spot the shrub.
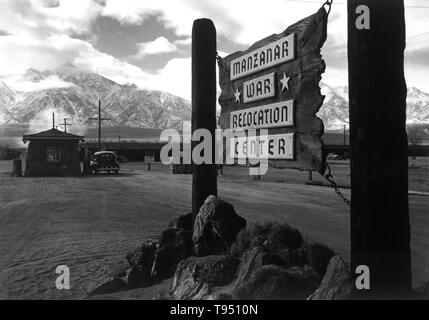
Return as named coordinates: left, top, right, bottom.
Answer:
left=230, top=221, right=303, bottom=257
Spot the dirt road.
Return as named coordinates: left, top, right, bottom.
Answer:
left=0, top=161, right=427, bottom=299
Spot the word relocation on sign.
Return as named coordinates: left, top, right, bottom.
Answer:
left=230, top=100, right=294, bottom=130
left=230, top=33, right=295, bottom=81
left=218, top=7, right=328, bottom=174
left=232, top=133, right=295, bottom=160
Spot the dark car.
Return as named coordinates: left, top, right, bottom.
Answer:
left=90, top=151, right=120, bottom=174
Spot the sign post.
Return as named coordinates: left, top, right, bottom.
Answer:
left=218, top=7, right=329, bottom=174
left=191, top=19, right=218, bottom=219
left=348, top=0, right=411, bottom=298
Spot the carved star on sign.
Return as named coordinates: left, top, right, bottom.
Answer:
left=234, top=88, right=242, bottom=103
left=280, top=72, right=291, bottom=92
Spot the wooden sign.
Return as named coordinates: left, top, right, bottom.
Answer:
left=218, top=7, right=328, bottom=174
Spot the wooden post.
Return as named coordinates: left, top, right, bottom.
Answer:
left=11, top=158, right=22, bottom=177
left=98, top=100, right=102, bottom=151
left=191, top=19, right=218, bottom=219
left=343, top=125, right=347, bottom=146
left=348, top=0, right=411, bottom=298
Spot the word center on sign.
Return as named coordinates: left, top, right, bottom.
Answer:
left=232, top=133, right=295, bottom=160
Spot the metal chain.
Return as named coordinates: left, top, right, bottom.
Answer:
left=324, top=162, right=351, bottom=207
left=323, top=0, right=333, bottom=15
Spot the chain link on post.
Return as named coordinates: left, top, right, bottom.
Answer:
left=324, top=162, right=351, bottom=207
left=323, top=0, right=333, bottom=15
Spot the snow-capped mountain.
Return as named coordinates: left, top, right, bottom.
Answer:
left=0, top=64, right=428, bottom=132
left=318, top=83, right=429, bottom=131
left=0, top=64, right=191, bottom=131
left=318, top=83, right=349, bottom=130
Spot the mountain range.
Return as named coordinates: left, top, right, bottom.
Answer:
left=319, top=83, right=429, bottom=130
left=0, top=64, right=428, bottom=132
left=0, top=63, right=191, bottom=131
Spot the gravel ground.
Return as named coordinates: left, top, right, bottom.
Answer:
left=0, top=160, right=427, bottom=299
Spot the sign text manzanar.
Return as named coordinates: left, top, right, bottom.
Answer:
left=218, top=7, right=329, bottom=174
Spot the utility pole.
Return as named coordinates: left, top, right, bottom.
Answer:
left=348, top=0, right=411, bottom=298
left=59, top=117, right=72, bottom=133
left=191, top=19, right=218, bottom=220
left=88, top=100, right=111, bottom=151
left=343, top=125, right=347, bottom=146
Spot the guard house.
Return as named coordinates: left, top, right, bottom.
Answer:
left=23, top=128, right=84, bottom=176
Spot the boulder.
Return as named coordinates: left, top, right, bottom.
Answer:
left=193, top=195, right=246, bottom=256
left=168, top=213, right=193, bottom=231
left=88, top=278, right=127, bottom=297
left=233, top=265, right=316, bottom=300
left=306, top=242, right=336, bottom=279
left=123, top=239, right=158, bottom=288
left=151, top=228, right=193, bottom=280
left=275, top=248, right=308, bottom=268
left=126, top=265, right=154, bottom=289
left=307, top=255, right=352, bottom=300
left=416, top=282, right=429, bottom=299
left=171, top=255, right=240, bottom=300
left=233, top=247, right=287, bottom=290
left=126, top=239, right=157, bottom=269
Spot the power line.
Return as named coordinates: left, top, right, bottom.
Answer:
left=325, top=30, right=429, bottom=64
left=282, top=0, right=429, bottom=9
left=407, top=31, right=429, bottom=39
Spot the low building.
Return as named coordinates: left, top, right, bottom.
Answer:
left=80, top=141, right=166, bottom=162
left=23, top=128, right=84, bottom=176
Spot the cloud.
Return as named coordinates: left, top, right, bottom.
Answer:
left=101, top=0, right=338, bottom=45
left=0, top=0, right=102, bottom=38
left=174, top=37, right=192, bottom=46
left=150, top=57, right=191, bottom=100
left=132, top=36, right=178, bottom=58
left=3, top=74, right=75, bottom=92
left=0, top=0, right=428, bottom=103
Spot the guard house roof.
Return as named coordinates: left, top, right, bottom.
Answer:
left=23, top=128, right=84, bottom=143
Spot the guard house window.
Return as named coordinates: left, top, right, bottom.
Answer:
left=46, top=147, right=61, bottom=162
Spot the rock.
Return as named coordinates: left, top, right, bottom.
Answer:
left=230, top=222, right=304, bottom=258
left=307, top=255, right=352, bottom=300
left=105, top=261, right=130, bottom=281
left=151, top=228, right=193, bottom=280
left=275, top=248, right=307, bottom=268
left=168, top=213, right=193, bottom=231
left=126, top=265, right=154, bottom=289
left=171, top=255, right=240, bottom=300
left=88, top=278, right=127, bottom=297
left=233, top=247, right=287, bottom=290
left=233, top=265, right=316, bottom=300
left=415, top=282, right=429, bottom=299
left=124, top=239, right=158, bottom=288
left=193, top=195, right=246, bottom=256
left=306, top=242, right=336, bottom=279
left=126, top=239, right=157, bottom=269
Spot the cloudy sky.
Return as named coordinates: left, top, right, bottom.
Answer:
left=0, top=0, right=428, bottom=101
